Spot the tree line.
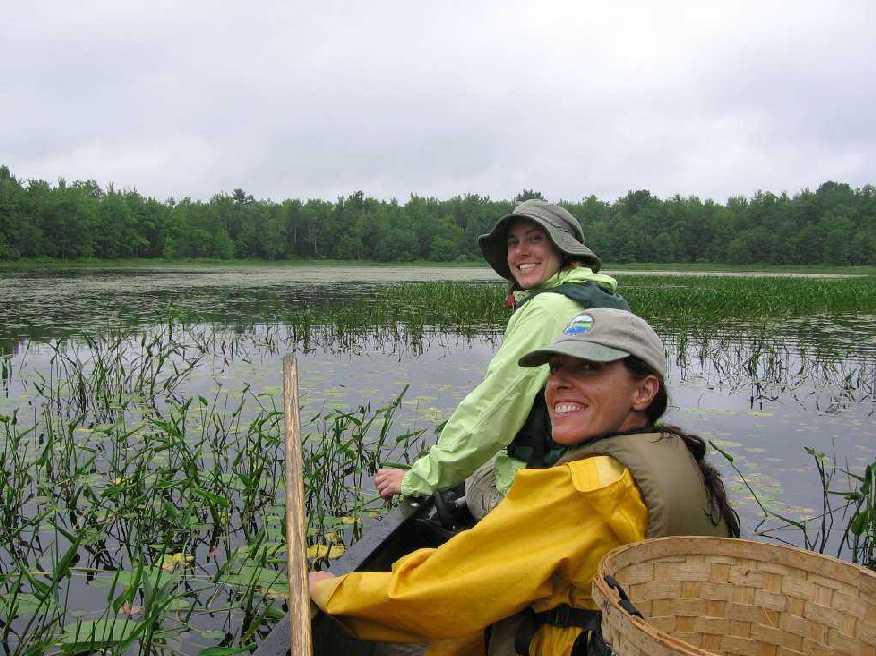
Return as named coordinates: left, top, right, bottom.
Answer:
left=0, top=165, right=873, bottom=265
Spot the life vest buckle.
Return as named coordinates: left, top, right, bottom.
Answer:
left=549, top=604, right=576, bottom=628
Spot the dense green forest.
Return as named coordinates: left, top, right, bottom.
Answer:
left=0, top=165, right=873, bottom=264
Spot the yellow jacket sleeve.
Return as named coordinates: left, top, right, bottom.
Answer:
left=311, top=456, right=648, bottom=647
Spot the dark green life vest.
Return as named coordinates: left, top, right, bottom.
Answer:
left=507, top=281, right=631, bottom=469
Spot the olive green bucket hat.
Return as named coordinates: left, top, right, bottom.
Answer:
left=478, top=199, right=601, bottom=280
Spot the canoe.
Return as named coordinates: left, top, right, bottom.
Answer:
left=254, top=497, right=461, bottom=656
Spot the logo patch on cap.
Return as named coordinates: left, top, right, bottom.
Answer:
left=563, top=313, right=593, bottom=335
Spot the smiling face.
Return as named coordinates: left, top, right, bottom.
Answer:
left=545, top=356, right=659, bottom=445
left=506, top=219, right=564, bottom=289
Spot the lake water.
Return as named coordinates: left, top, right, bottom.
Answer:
left=2, top=265, right=875, bottom=528
left=1, top=265, right=874, bottom=652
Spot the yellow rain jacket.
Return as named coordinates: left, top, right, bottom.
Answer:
left=400, top=267, right=622, bottom=498
left=311, top=455, right=648, bottom=655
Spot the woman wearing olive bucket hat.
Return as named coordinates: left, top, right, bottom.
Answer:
left=374, top=199, right=629, bottom=516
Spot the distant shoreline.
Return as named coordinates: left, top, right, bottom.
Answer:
left=1, top=257, right=873, bottom=277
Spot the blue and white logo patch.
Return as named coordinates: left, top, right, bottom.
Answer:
left=563, top=313, right=593, bottom=335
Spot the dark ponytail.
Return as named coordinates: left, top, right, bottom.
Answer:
left=624, top=356, right=741, bottom=538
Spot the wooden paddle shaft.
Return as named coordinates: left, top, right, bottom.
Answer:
left=284, top=355, right=312, bottom=656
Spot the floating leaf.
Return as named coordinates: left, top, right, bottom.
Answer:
left=0, top=593, right=52, bottom=616
left=92, top=566, right=177, bottom=589
left=60, top=618, right=143, bottom=651
left=306, top=544, right=346, bottom=560
left=162, top=597, right=196, bottom=612
left=159, top=553, right=193, bottom=572
left=197, top=646, right=256, bottom=656
left=264, top=604, right=286, bottom=620
left=193, top=487, right=230, bottom=509
left=220, top=564, right=288, bottom=597
left=198, top=630, right=226, bottom=640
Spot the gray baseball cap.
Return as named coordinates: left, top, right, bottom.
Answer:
left=518, top=308, right=666, bottom=377
left=478, top=199, right=601, bottom=281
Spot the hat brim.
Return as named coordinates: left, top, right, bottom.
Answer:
left=518, top=340, right=630, bottom=368
left=477, top=214, right=517, bottom=280
left=478, top=213, right=601, bottom=281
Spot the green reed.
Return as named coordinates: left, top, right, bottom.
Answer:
left=0, top=323, right=427, bottom=655
left=840, top=460, right=876, bottom=569
left=712, top=441, right=876, bottom=571
left=283, top=275, right=876, bottom=336
left=7, top=276, right=875, bottom=354
left=618, top=274, right=876, bottom=322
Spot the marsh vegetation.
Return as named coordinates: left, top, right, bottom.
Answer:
left=1, top=266, right=874, bottom=654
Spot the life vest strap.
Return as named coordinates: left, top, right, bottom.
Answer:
left=514, top=604, right=603, bottom=655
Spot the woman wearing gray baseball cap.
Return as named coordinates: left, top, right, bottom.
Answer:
left=374, top=199, right=629, bottom=509
left=312, top=308, right=738, bottom=655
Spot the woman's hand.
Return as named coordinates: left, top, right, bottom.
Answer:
left=374, top=468, right=405, bottom=498
left=309, top=571, right=336, bottom=587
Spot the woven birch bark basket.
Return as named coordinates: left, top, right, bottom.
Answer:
left=592, top=536, right=876, bottom=656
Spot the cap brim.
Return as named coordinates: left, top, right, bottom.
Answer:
left=518, top=340, right=630, bottom=367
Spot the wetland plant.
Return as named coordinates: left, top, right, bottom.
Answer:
left=0, top=327, right=427, bottom=655
left=712, top=440, right=876, bottom=570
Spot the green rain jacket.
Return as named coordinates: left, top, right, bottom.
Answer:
left=400, top=267, right=621, bottom=497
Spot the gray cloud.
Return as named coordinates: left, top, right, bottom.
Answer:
left=2, top=0, right=874, bottom=203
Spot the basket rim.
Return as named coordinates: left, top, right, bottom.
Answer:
left=592, top=536, right=876, bottom=655
left=596, top=536, right=876, bottom=588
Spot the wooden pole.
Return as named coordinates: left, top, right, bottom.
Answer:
left=284, top=355, right=313, bottom=656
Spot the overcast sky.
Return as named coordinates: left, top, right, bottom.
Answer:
left=2, top=1, right=874, bottom=204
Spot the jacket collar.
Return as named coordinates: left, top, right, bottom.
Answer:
left=513, top=266, right=618, bottom=306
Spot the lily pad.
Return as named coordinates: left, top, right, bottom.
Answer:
left=60, top=618, right=143, bottom=651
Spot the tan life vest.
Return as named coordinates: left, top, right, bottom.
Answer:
left=491, top=432, right=733, bottom=655
left=556, top=431, right=731, bottom=538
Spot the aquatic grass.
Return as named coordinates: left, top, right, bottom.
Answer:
left=32, top=326, right=204, bottom=424
left=619, top=274, right=876, bottom=324
left=5, top=275, right=875, bottom=351
left=301, top=387, right=428, bottom=569
left=836, top=460, right=876, bottom=569
left=0, top=328, right=424, bottom=655
left=253, top=276, right=876, bottom=343
left=714, top=440, right=876, bottom=571
left=665, top=326, right=875, bottom=411
left=152, top=276, right=876, bottom=359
